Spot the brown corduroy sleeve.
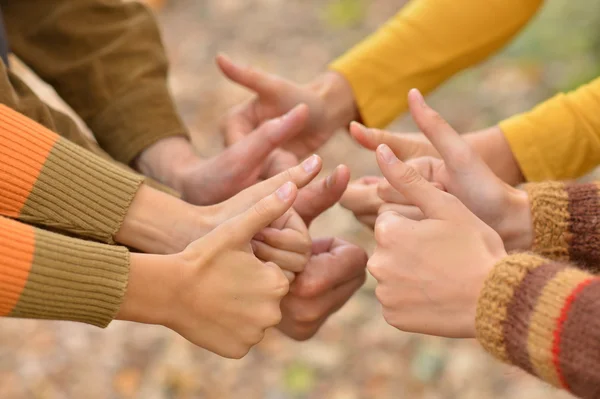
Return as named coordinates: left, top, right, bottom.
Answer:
left=0, top=216, right=130, bottom=327
left=0, top=104, right=144, bottom=243
left=1, top=0, right=189, bottom=165
left=525, top=181, right=600, bottom=269
left=476, top=252, right=600, bottom=399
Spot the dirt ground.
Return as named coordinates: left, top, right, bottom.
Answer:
left=2, top=0, right=600, bottom=397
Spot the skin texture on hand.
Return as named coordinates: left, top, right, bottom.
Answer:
left=136, top=104, right=310, bottom=206
left=349, top=118, right=525, bottom=186
left=217, top=54, right=358, bottom=176
left=118, top=182, right=297, bottom=359
left=348, top=90, right=534, bottom=251
left=115, top=155, right=325, bottom=274
left=370, top=143, right=507, bottom=338
left=273, top=164, right=369, bottom=340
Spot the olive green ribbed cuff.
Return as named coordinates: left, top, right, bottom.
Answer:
left=19, top=137, right=144, bottom=244
left=9, top=227, right=130, bottom=328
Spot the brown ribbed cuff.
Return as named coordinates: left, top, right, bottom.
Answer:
left=20, top=138, right=144, bottom=244
left=88, top=82, right=190, bottom=165
left=525, top=182, right=571, bottom=261
left=526, top=181, right=600, bottom=267
left=476, top=252, right=600, bottom=397
left=9, top=227, right=130, bottom=328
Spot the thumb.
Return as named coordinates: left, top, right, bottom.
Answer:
left=224, top=104, right=309, bottom=171
left=376, top=144, right=463, bottom=220
left=407, top=89, right=477, bottom=172
left=216, top=53, right=277, bottom=96
left=349, top=121, right=438, bottom=160
left=227, top=182, right=298, bottom=243
left=294, top=164, right=351, bottom=226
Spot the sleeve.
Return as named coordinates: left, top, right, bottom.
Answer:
left=0, top=104, right=144, bottom=243
left=524, top=181, right=600, bottom=269
left=0, top=215, right=130, bottom=327
left=499, top=77, right=600, bottom=182
left=0, top=0, right=189, bottom=165
left=329, top=0, right=544, bottom=128
left=476, top=252, right=600, bottom=399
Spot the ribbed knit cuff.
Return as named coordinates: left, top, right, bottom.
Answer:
left=0, top=217, right=130, bottom=327
left=0, top=104, right=144, bottom=243
left=476, top=252, right=600, bottom=397
left=526, top=181, right=600, bottom=267
left=88, top=82, right=190, bottom=165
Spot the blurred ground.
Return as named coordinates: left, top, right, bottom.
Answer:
left=2, top=0, right=600, bottom=398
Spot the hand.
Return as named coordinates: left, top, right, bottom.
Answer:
left=369, top=144, right=507, bottom=338
left=350, top=116, right=525, bottom=186
left=278, top=237, right=367, bottom=340
left=270, top=164, right=369, bottom=341
left=354, top=90, right=533, bottom=251
left=136, top=104, right=309, bottom=205
left=119, top=182, right=297, bottom=358
left=339, top=176, right=385, bottom=228
left=117, top=155, right=324, bottom=268
left=217, top=54, right=358, bottom=166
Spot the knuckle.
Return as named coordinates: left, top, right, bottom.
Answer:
left=266, top=307, right=283, bottom=326
left=227, top=343, right=251, bottom=359
left=292, top=305, right=322, bottom=324
left=244, top=329, right=265, bottom=346
left=270, top=270, right=291, bottom=297
left=381, top=308, right=398, bottom=328
left=288, top=328, right=317, bottom=341
left=252, top=199, right=272, bottom=220
left=373, top=216, right=398, bottom=245
left=397, top=165, right=422, bottom=186
left=367, top=258, right=386, bottom=281
left=294, top=277, right=326, bottom=298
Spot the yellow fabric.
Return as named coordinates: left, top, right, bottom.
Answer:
left=499, top=77, right=600, bottom=181
left=330, top=0, right=544, bottom=128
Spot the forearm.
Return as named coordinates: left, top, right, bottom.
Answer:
left=477, top=253, right=600, bottom=398
left=0, top=104, right=143, bottom=243
left=463, top=126, right=525, bottom=186
left=328, top=0, right=544, bottom=128
left=3, top=0, right=189, bottom=165
left=116, top=251, right=178, bottom=326
left=0, top=216, right=130, bottom=327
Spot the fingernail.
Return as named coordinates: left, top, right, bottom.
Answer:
left=253, top=232, right=265, bottom=242
left=326, top=169, right=337, bottom=189
left=378, top=144, right=398, bottom=164
left=302, top=154, right=319, bottom=173
left=276, top=182, right=294, bottom=200
left=351, top=121, right=369, bottom=135
left=410, top=88, right=426, bottom=108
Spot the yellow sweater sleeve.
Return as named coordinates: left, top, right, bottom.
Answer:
left=330, top=0, right=544, bottom=128
left=499, top=77, right=600, bottom=181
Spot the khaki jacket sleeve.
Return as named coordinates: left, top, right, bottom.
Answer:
left=1, top=0, right=189, bottom=165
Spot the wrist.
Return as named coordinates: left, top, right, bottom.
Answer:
left=311, top=71, right=359, bottom=130
left=135, top=136, right=201, bottom=190
left=116, top=252, right=183, bottom=326
left=464, top=126, right=525, bottom=186
left=496, top=188, right=533, bottom=251
left=115, top=184, right=214, bottom=254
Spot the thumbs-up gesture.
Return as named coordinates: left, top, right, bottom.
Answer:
left=370, top=142, right=507, bottom=338
left=354, top=90, right=533, bottom=251
left=165, top=183, right=297, bottom=358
